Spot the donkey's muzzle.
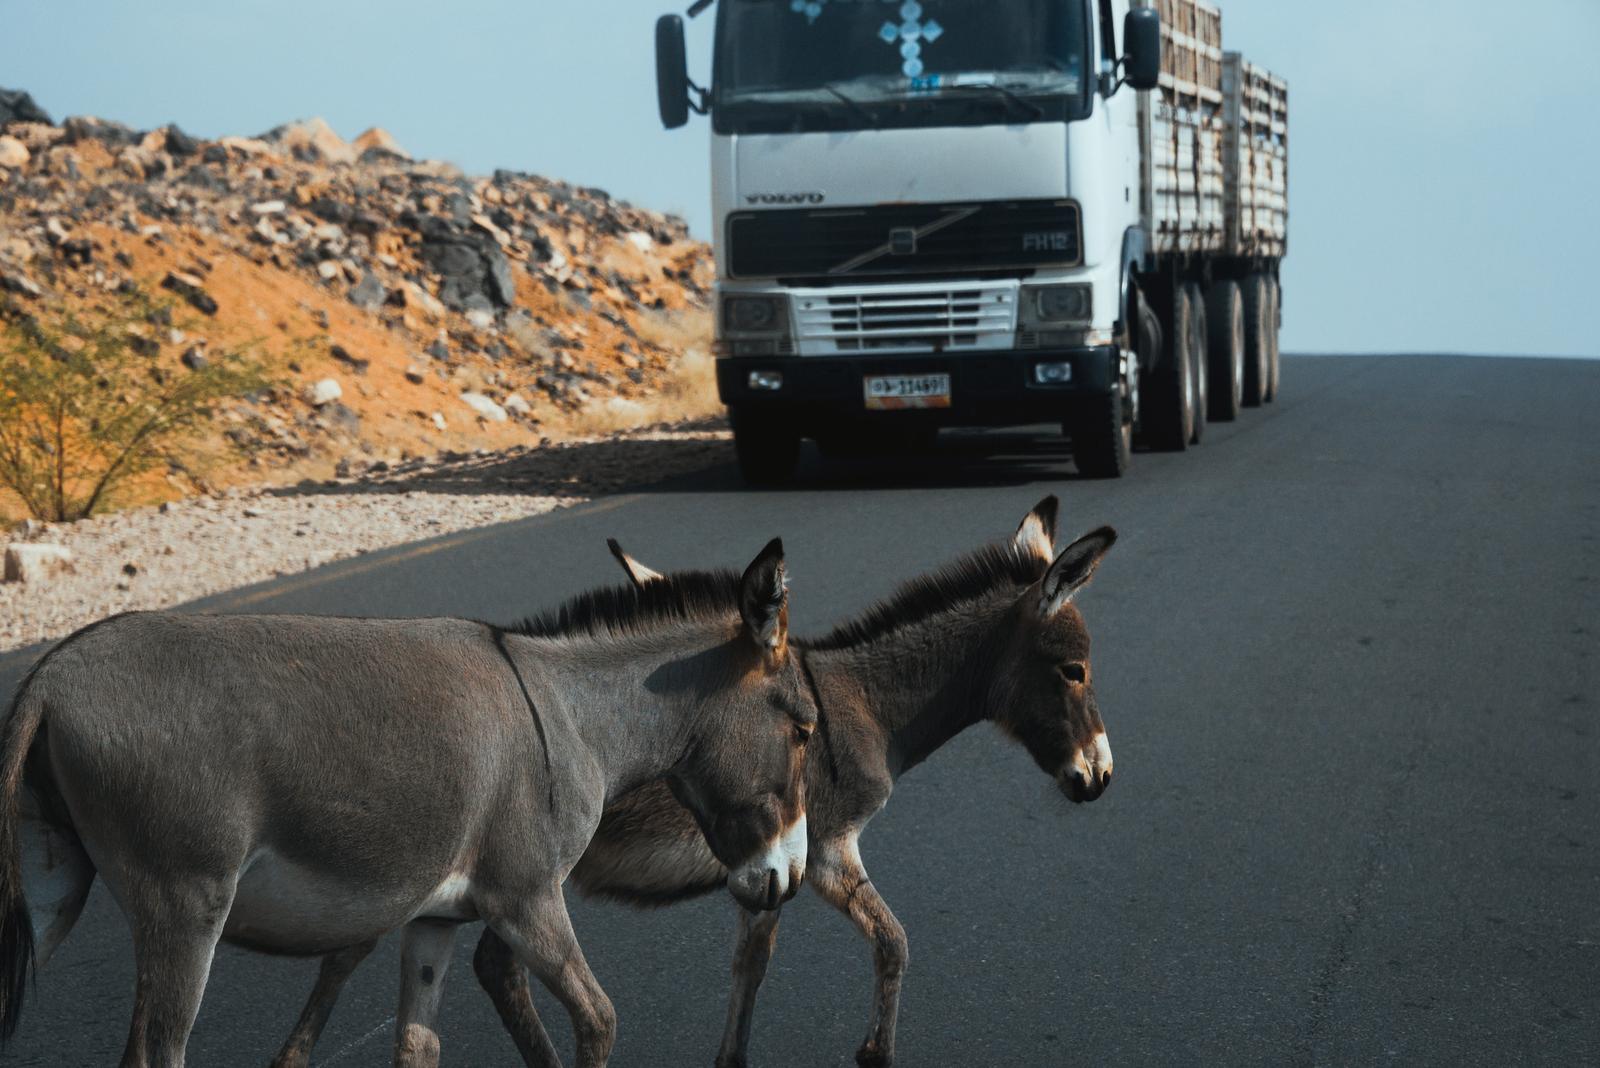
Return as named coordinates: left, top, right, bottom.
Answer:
left=727, top=814, right=807, bottom=912
left=1060, top=765, right=1112, bottom=803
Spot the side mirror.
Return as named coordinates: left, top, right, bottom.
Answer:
left=1122, top=8, right=1162, bottom=92
left=656, top=14, right=691, bottom=130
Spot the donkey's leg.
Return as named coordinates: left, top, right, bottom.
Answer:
left=393, top=920, right=460, bottom=1068
left=714, top=906, right=784, bottom=1068
left=810, top=838, right=908, bottom=1068
left=268, top=940, right=377, bottom=1068
left=473, top=928, right=564, bottom=1068
left=117, top=876, right=235, bottom=1068
left=487, top=888, right=617, bottom=1068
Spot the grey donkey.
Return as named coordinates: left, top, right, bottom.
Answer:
left=580, top=498, right=1117, bottom=1067
left=325, top=497, right=1113, bottom=1067
left=0, top=538, right=813, bottom=1068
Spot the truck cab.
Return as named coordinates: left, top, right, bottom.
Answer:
left=657, top=0, right=1285, bottom=483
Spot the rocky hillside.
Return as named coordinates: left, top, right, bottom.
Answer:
left=0, top=88, right=716, bottom=512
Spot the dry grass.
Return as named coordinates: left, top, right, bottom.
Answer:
left=548, top=308, right=722, bottom=437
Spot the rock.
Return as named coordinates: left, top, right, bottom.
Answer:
left=250, top=200, right=287, bottom=215
left=352, top=127, right=409, bottom=161
left=624, top=231, right=655, bottom=254
left=161, top=270, right=219, bottom=316
left=317, top=260, right=342, bottom=281
left=0, top=136, right=29, bottom=169
left=404, top=365, right=427, bottom=384
left=330, top=343, right=370, bottom=375
left=348, top=271, right=386, bottom=311
left=461, top=392, right=508, bottom=422
left=0, top=87, right=52, bottom=127
left=11, top=518, right=46, bottom=541
left=3, top=543, right=74, bottom=585
left=503, top=392, right=532, bottom=417
left=164, top=125, right=199, bottom=157
left=426, top=339, right=450, bottom=361
left=303, top=378, right=343, bottom=407
left=465, top=308, right=495, bottom=331
left=430, top=411, right=448, bottom=431
left=63, top=115, right=141, bottom=148
left=1, top=270, right=44, bottom=298
left=259, top=117, right=354, bottom=165
left=417, top=217, right=518, bottom=311
left=181, top=345, right=208, bottom=370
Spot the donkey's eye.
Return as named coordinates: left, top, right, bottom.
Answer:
left=793, top=724, right=814, bottom=745
left=1060, top=663, right=1088, bottom=685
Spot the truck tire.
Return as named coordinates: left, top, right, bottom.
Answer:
left=1205, top=280, right=1244, bottom=421
left=1242, top=274, right=1270, bottom=408
left=730, top=407, right=800, bottom=486
left=1070, top=387, right=1132, bottom=479
left=1265, top=278, right=1282, bottom=402
left=1185, top=282, right=1208, bottom=445
left=1144, top=283, right=1196, bottom=451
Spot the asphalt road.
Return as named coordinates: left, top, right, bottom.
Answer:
left=2, top=355, right=1596, bottom=1067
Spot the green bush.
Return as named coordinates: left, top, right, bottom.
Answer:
left=0, top=294, right=266, bottom=522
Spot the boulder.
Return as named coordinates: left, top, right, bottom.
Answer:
left=3, top=543, right=74, bottom=585
left=348, top=271, right=386, bottom=311
left=303, top=378, right=343, bottom=407
left=260, top=117, right=354, bottom=165
left=415, top=217, right=517, bottom=311
left=352, top=127, right=410, bottom=161
left=0, top=136, right=29, bottom=169
left=0, top=88, right=52, bottom=128
left=164, top=125, right=199, bottom=157
left=460, top=392, right=508, bottom=422
left=161, top=270, right=219, bottom=316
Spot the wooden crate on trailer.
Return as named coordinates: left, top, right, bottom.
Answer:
left=1143, top=0, right=1226, bottom=254
left=1222, top=54, right=1290, bottom=258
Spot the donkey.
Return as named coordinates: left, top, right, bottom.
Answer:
left=455, top=498, right=1116, bottom=1067
left=0, top=538, right=813, bottom=1068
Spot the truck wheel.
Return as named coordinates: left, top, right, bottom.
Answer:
left=1265, top=278, right=1282, bottom=402
left=1186, top=282, right=1208, bottom=445
left=1070, top=388, right=1132, bottom=478
left=1242, top=274, right=1270, bottom=408
left=730, top=407, right=800, bottom=486
left=1144, top=283, right=1195, bottom=451
left=1205, top=280, right=1244, bottom=421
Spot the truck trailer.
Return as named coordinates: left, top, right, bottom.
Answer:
left=656, top=0, right=1288, bottom=482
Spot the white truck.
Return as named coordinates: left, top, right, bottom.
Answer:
left=656, top=0, right=1288, bottom=482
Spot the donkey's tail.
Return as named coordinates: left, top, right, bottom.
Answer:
left=0, top=684, right=44, bottom=1043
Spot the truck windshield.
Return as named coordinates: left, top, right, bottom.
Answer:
left=714, top=0, right=1091, bottom=134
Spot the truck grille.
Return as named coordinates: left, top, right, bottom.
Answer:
left=729, top=200, right=1081, bottom=281
left=795, top=286, right=1017, bottom=356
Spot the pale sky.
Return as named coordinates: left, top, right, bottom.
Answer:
left=3, top=0, right=1596, bottom=357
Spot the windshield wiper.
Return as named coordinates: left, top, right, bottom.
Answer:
left=940, top=83, right=1046, bottom=120
left=821, top=82, right=880, bottom=128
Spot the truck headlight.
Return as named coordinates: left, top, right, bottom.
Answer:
left=723, top=295, right=787, bottom=334
left=1034, top=285, right=1093, bottom=323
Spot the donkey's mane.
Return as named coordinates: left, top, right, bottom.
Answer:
left=802, top=541, right=1046, bottom=652
left=509, top=569, right=744, bottom=641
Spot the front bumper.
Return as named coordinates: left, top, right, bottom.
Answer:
left=717, top=346, right=1117, bottom=430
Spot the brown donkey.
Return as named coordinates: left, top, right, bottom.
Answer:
left=0, top=539, right=813, bottom=1068
left=455, top=497, right=1115, bottom=1067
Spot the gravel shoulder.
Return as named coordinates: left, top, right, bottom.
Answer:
left=1, top=422, right=731, bottom=653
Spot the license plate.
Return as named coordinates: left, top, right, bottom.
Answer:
left=863, top=374, right=952, bottom=411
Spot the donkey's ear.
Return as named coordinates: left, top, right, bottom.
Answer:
left=607, top=538, right=665, bottom=590
left=1013, top=495, right=1060, bottom=561
left=739, top=538, right=789, bottom=653
left=1038, top=526, right=1117, bottom=618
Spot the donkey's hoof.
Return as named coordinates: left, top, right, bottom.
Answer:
left=714, top=1056, right=748, bottom=1068
left=855, top=1042, right=892, bottom=1067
